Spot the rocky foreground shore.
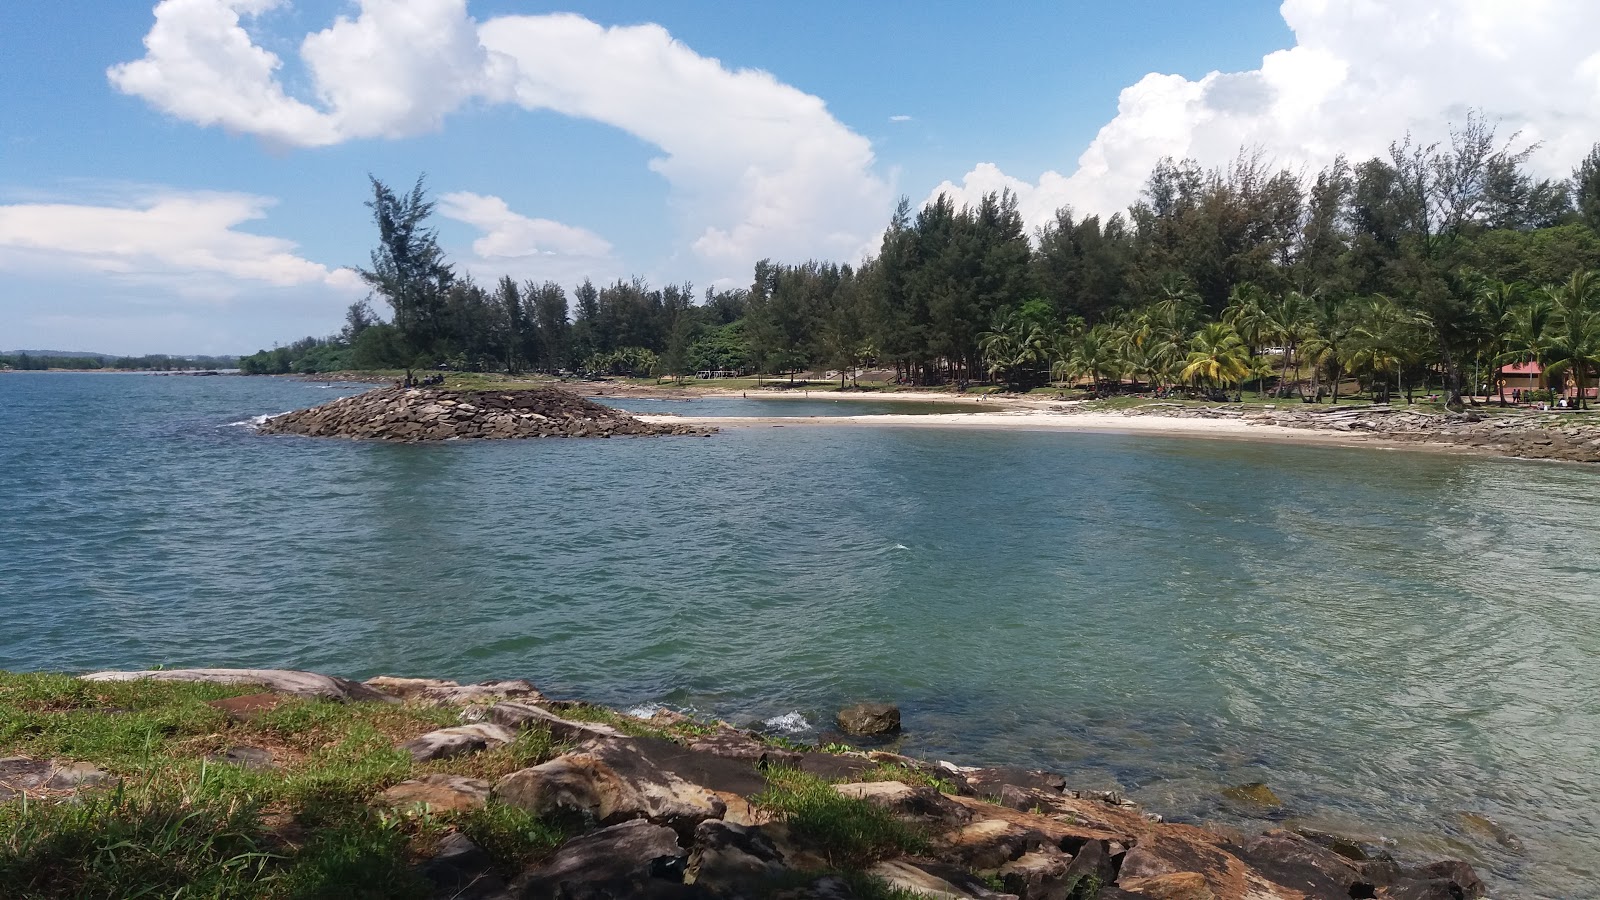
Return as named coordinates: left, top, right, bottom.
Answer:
left=257, top=387, right=713, bottom=441
left=1117, top=403, right=1600, bottom=463
left=7, top=668, right=1489, bottom=900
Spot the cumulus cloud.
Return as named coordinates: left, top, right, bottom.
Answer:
left=930, top=0, right=1600, bottom=230
left=0, top=191, right=358, bottom=289
left=439, top=192, right=613, bottom=261
left=889, top=115, right=913, bottom=123
left=110, top=1, right=891, bottom=270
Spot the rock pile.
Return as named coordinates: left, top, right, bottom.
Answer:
left=1120, top=403, right=1600, bottom=462
left=67, top=668, right=1490, bottom=900
left=256, top=387, right=713, bottom=442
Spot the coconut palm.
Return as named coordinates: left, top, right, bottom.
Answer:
left=1498, top=296, right=1554, bottom=391
left=1300, top=293, right=1351, bottom=403
left=1054, top=324, right=1121, bottom=395
left=979, top=310, right=1047, bottom=387
left=1222, top=284, right=1272, bottom=392
left=1543, top=270, right=1600, bottom=409
left=1477, top=279, right=1523, bottom=405
left=1342, top=296, right=1405, bottom=402
left=1180, top=323, right=1251, bottom=398
left=1266, top=290, right=1315, bottom=398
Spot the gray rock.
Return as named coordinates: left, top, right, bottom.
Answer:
left=208, top=746, right=275, bottom=771
left=685, top=819, right=787, bottom=893
left=835, top=702, right=901, bottom=737
left=365, top=676, right=544, bottom=707
left=494, top=741, right=727, bottom=835
left=401, top=723, right=517, bottom=762
left=517, top=819, right=687, bottom=895
left=380, top=774, right=491, bottom=814
left=419, top=832, right=510, bottom=900
left=80, top=668, right=392, bottom=702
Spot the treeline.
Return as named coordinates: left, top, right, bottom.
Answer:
left=265, top=114, right=1600, bottom=408
left=0, top=353, right=238, bottom=371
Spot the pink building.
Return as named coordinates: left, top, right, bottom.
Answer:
left=1495, top=360, right=1597, bottom=400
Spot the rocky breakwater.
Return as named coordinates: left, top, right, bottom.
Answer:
left=1124, top=403, right=1600, bottom=462
left=257, top=386, right=713, bottom=442
left=14, top=667, right=1493, bottom=900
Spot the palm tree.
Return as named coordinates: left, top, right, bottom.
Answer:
left=1055, top=325, right=1121, bottom=396
left=1301, top=293, right=1351, bottom=403
left=1498, top=296, right=1554, bottom=392
left=1222, top=284, right=1272, bottom=393
left=979, top=310, right=1046, bottom=387
left=1342, top=296, right=1404, bottom=402
left=1544, top=270, right=1600, bottom=409
left=1477, top=279, right=1523, bottom=406
left=1180, top=323, right=1251, bottom=398
left=1266, top=290, right=1315, bottom=398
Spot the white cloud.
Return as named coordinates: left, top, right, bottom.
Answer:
left=889, top=114, right=913, bottom=123
left=0, top=191, right=357, bottom=289
left=930, top=0, right=1600, bottom=230
left=438, top=192, right=613, bottom=261
left=110, top=2, right=891, bottom=272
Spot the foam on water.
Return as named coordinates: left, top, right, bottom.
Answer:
left=763, top=712, right=811, bottom=734
left=221, top=413, right=278, bottom=428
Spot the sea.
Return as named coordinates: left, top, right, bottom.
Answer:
left=2, top=372, right=1596, bottom=897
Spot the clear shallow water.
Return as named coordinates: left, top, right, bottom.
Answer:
left=598, top=395, right=1003, bottom=417
left=2, top=373, right=1597, bottom=898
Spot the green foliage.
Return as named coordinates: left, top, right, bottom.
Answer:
left=753, top=768, right=926, bottom=867
left=452, top=802, right=571, bottom=873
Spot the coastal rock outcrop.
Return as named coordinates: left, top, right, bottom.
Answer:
left=80, top=668, right=392, bottom=702
left=256, top=386, right=712, bottom=441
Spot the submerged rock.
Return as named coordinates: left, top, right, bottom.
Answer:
left=257, top=386, right=713, bottom=442
left=835, top=702, right=901, bottom=736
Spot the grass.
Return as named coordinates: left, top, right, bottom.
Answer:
left=0, top=671, right=571, bottom=899
left=753, top=767, right=927, bottom=868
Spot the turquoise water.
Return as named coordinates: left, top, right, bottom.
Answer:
left=600, top=395, right=1003, bottom=417
left=2, top=373, right=1597, bottom=897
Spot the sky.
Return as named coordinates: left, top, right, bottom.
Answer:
left=1, top=1, right=1597, bottom=355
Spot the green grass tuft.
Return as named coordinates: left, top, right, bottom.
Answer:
left=754, top=768, right=927, bottom=868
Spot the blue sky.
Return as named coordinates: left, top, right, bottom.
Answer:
left=1, top=1, right=1594, bottom=355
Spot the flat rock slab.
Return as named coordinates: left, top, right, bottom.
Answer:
left=365, top=676, right=544, bottom=707
left=0, top=757, right=111, bottom=797
left=207, top=692, right=292, bottom=722
left=495, top=738, right=729, bottom=834
left=380, top=774, right=491, bottom=814
left=208, top=746, right=275, bottom=771
left=401, top=723, right=517, bottom=762
left=81, top=668, right=393, bottom=703
left=487, top=701, right=628, bottom=743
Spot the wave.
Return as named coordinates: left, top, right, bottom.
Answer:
left=221, top=412, right=284, bottom=428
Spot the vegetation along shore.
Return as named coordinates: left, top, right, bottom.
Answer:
left=0, top=668, right=1490, bottom=899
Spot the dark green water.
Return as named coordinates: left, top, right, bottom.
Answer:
left=2, top=373, right=1596, bottom=897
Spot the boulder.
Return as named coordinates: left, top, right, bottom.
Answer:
left=365, top=676, right=544, bottom=707
left=835, top=702, right=901, bottom=737
left=685, top=819, right=788, bottom=893
left=417, top=832, right=509, bottom=900
left=401, top=723, right=517, bottom=762
left=1221, top=782, right=1282, bottom=808
left=1121, top=872, right=1215, bottom=900
left=997, top=848, right=1073, bottom=900
left=962, top=766, right=1067, bottom=799
left=939, top=818, right=1050, bottom=870
left=80, top=668, right=392, bottom=702
left=494, top=742, right=726, bottom=835
left=1236, top=830, right=1371, bottom=898
left=379, top=774, right=491, bottom=814
left=516, top=819, right=687, bottom=895
left=488, top=701, right=628, bottom=743
left=687, top=729, right=802, bottom=770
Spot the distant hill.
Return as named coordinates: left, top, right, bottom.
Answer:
left=4, top=350, right=112, bottom=358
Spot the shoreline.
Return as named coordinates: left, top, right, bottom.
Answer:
left=0, top=667, right=1496, bottom=899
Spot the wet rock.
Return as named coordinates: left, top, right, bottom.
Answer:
left=516, top=819, right=687, bottom=896
left=1452, top=811, right=1523, bottom=852
left=209, top=746, right=275, bottom=771
left=418, top=832, right=509, bottom=899
left=1220, top=782, right=1281, bottom=808
left=206, top=692, right=291, bottom=722
left=380, top=774, right=491, bottom=814
left=685, top=819, right=787, bottom=893
left=365, top=676, right=543, bottom=707
left=401, top=723, right=517, bottom=762
left=834, top=781, right=971, bottom=828
left=835, top=702, right=901, bottom=737
left=488, top=701, right=628, bottom=743
left=81, top=668, right=392, bottom=702
left=1063, top=839, right=1117, bottom=888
